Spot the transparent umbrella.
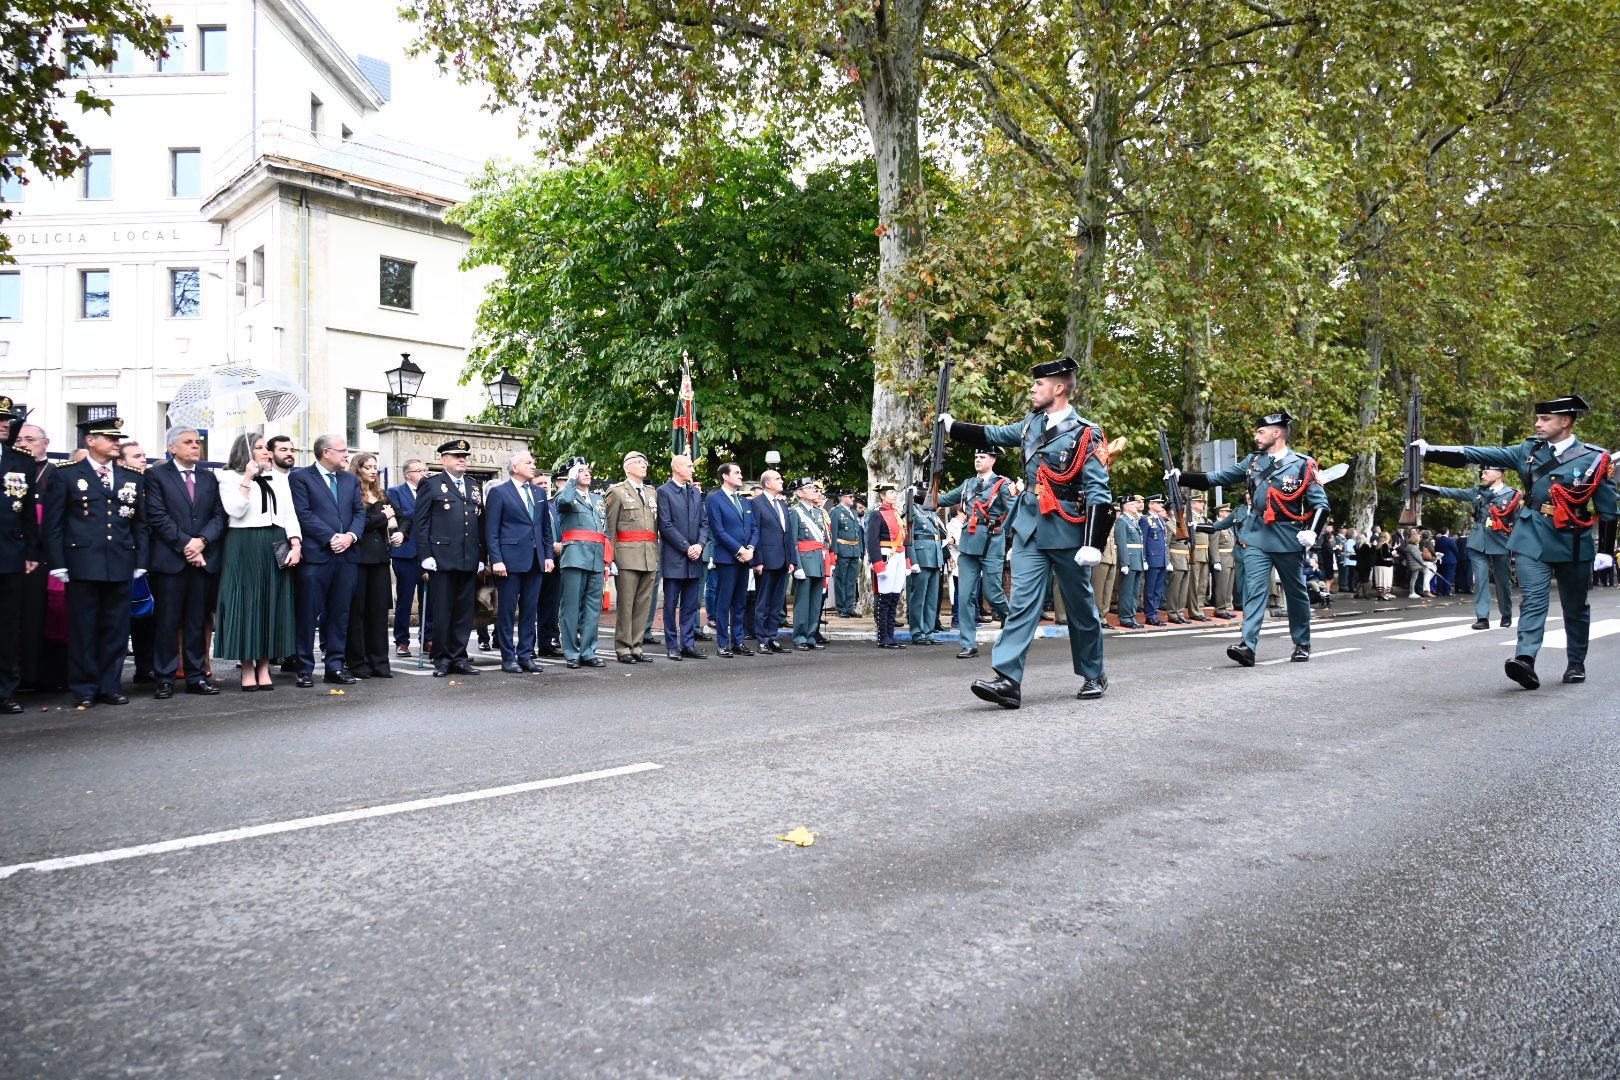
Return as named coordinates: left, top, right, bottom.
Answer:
left=166, top=364, right=309, bottom=430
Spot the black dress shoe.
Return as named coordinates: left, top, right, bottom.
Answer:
left=185, top=681, right=220, bottom=696
left=970, top=675, right=1021, bottom=710
left=1504, top=655, right=1539, bottom=690
left=502, top=661, right=525, bottom=674
left=1077, top=674, right=1108, bottom=700
left=956, top=647, right=979, bottom=659
left=539, top=646, right=566, bottom=659
left=694, top=631, right=714, bottom=642
left=95, top=693, right=129, bottom=706
left=566, top=659, right=581, bottom=669
left=666, top=652, right=684, bottom=661
left=371, top=670, right=393, bottom=679
left=1290, top=645, right=1310, bottom=662
left=132, top=671, right=157, bottom=685
left=296, top=674, right=316, bottom=688
left=1471, top=618, right=1490, bottom=630
left=1146, top=618, right=1164, bottom=626
left=1168, top=614, right=1187, bottom=625
left=1500, top=616, right=1512, bottom=628
left=1562, top=662, right=1585, bottom=684
left=793, top=643, right=813, bottom=651
left=641, top=634, right=660, bottom=646
left=432, top=665, right=451, bottom=678
left=451, top=661, right=481, bottom=675
left=732, top=644, right=754, bottom=656
left=1117, top=619, right=1142, bottom=630
left=634, top=654, right=654, bottom=663
left=1, top=699, right=21, bottom=714
left=766, top=640, right=787, bottom=654
left=517, top=658, right=543, bottom=673
left=813, top=633, right=830, bottom=645
left=681, top=648, right=708, bottom=660
left=324, top=670, right=359, bottom=685
left=584, top=657, right=607, bottom=668
left=1188, top=613, right=1211, bottom=622
left=717, top=648, right=733, bottom=659
left=352, top=669, right=373, bottom=680
left=811, top=642, right=827, bottom=649
left=1213, top=610, right=1235, bottom=619
left=154, top=681, right=175, bottom=700
left=74, top=697, right=95, bottom=708
left=617, top=655, right=639, bottom=666
left=1226, top=643, right=1257, bottom=667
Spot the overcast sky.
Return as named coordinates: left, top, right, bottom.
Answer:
left=305, top=0, right=538, bottom=168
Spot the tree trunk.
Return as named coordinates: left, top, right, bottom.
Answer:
left=1063, top=78, right=1117, bottom=410
left=1178, top=225, right=1215, bottom=467
left=854, top=4, right=928, bottom=495
left=1348, top=240, right=1386, bottom=536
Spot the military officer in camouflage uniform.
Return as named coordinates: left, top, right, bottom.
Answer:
left=1415, top=394, right=1618, bottom=687
left=936, top=448, right=1013, bottom=658
left=555, top=459, right=610, bottom=669
left=829, top=491, right=864, bottom=616
left=1174, top=410, right=1329, bottom=666
left=906, top=488, right=945, bottom=644
left=939, top=356, right=1115, bottom=707
left=605, top=451, right=660, bottom=665
left=1421, top=468, right=1520, bottom=630
left=789, top=478, right=832, bottom=650
left=0, top=397, right=42, bottom=714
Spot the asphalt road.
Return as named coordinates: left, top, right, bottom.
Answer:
left=3, top=593, right=1618, bottom=1077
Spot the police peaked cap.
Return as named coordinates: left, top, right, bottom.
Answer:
left=972, top=446, right=1002, bottom=458
left=1533, top=394, right=1590, bottom=415
left=78, top=415, right=124, bottom=438
left=437, top=438, right=472, bottom=456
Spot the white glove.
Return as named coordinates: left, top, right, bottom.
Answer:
left=1163, top=467, right=1181, bottom=484
left=133, top=569, right=147, bottom=579
left=420, top=557, right=438, bottom=572
left=1119, top=565, right=1130, bottom=576
left=608, top=562, right=619, bottom=577
left=1410, top=438, right=1431, bottom=456
left=567, top=462, right=582, bottom=481
left=1297, top=530, right=1317, bottom=549
left=477, top=562, right=487, bottom=573
left=50, top=568, right=70, bottom=583
left=1074, top=545, right=1102, bottom=567
left=707, top=558, right=715, bottom=569
left=1213, top=562, right=1222, bottom=572
left=793, top=567, right=807, bottom=580
left=937, top=412, right=954, bottom=432
left=1596, top=553, right=1615, bottom=572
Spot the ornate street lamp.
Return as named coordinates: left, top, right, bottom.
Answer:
left=384, top=353, right=425, bottom=417
left=485, top=367, right=523, bottom=422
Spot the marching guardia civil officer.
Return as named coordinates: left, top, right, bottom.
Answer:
left=0, top=397, right=42, bottom=714
left=554, top=459, right=610, bottom=669
left=1421, top=467, right=1521, bottom=631
left=415, top=439, right=486, bottom=677
left=828, top=491, right=864, bottom=617
left=1414, top=394, right=1617, bottom=688
left=906, top=486, right=946, bottom=645
left=1171, top=410, right=1328, bottom=666
left=789, top=478, right=832, bottom=650
left=936, top=447, right=1013, bottom=659
left=938, top=355, right=1115, bottom=707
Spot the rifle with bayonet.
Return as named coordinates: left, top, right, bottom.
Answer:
left=1397, top=375, right=1423, bottom=527
left=924, top=357, right=954, bottom=510
left=1155, top=420, right=1190, bottom=542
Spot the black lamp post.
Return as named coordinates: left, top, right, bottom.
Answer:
left=485, top=367, right=523, bottom=422
left=384, top=353, right=425, bottom=417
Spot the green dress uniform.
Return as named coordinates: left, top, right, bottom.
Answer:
left=790, top=495, right=832, bottom=647
left=1181, top=412, right=1329, bottom=664
left=947, top=358, right=1116, bottom=704
left=936, top=466, right=1013, bottom=651
left=604, top=471, right=659, bottom=662
left=906, top=504, right=945, bottom=643
left=1421, top=396, right=1618, bottom=687
left=829, top=499, right=864, bottom=615
left=1421, top=480, right=1521, bottom=626
left=1092, top=515, right=1118, bottom=624
left=1113, top=512, right=1146, bottom=627
left=554, top=480, right=609, bottom=666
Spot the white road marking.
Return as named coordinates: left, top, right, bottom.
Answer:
left=1386, top=623, right=1493, bottom=642
left=1207, top=617, right=1404, bottom=639
left=1499, top=618, right=1620, bottom=651
left=1309, top=616, right=1474, bottom=640
left=1256, top=647, right=1360, bottom=665
left=0, top=762, right=665, bottom=881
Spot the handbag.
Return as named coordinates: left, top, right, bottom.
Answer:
left=273, top=538, right=294, bottom=570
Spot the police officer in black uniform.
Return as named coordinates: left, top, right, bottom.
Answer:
left=0, top=397, right=43, bottom=714
left=45, top=415, right=150, bottom=707
left=415, top=439, right=486, bottom=676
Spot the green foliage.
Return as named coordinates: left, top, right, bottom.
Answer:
left=450, top=136, right=879, bottom=489
left=0, top=1, right=169, bottom=262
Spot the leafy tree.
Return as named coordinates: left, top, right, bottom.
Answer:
left=451, top=137, right=879, bottom=489
left=0, top=1, right=168, bottom=261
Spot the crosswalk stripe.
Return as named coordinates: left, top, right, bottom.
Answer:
left=1498, top=618, right=1620, bottom=651
left=1208, top=617, right=1403, bottom=639
left=1308, top=616, right=1474, bottom=640
left=1255, top=646, right=1359, bottom=665
left=1386, top=623, right=1492, bottom=642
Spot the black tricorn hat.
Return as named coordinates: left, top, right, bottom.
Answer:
left=1032, top=356, right=1080, bottom=379
left=1533, top=394, right=1590, bottom=415
left=1255, top=409, right=1293, bottom=428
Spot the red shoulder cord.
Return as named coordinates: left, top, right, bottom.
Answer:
left=1547, top=452, right=1613, bottom=529
left=966, top=478, right=1008, bottom=534
left=1035, top=426, right=1101, bottom=525
left=1262, top=459, right=1319, bottom=524
left=1486, top=491, right=1521, bottom=532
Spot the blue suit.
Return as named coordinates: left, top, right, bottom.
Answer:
left=751, top=494, right=798, bottom=643
left=657, top=479, right=708, bottom=653
left=289, top=464, right=365, bottom=676
left=143, top=460, right=226, bottom=685
left=485, top=479, right=553, bottom=664
left=386, top=480, right=431, bottom=649
left=705, top=487, right=759, bottom=650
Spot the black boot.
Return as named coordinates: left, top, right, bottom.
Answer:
left=971, top=674, right=1021, bottom=709
left=1504, top=654, right=1539, bottom=690
left=1562, top=662, right=1585, bottom=684
left=1226, top=643, right=1257, bottom=667
left=1077, top=674, right=1108, bottom=700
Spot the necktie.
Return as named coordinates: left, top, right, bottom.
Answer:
left=731, top=492, right=743, bottom=517
left=98, top=464, right=111, bottom=490
left=522, top=485, right=534, bottom=519
left=183, top=469, right=195, bottom=503
left=326, top=471, right=338, bottom=504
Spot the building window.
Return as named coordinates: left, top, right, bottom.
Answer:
left=66, top=30, right=92, bottom=76
left=0, top=271, right=19, bottom=321
left=159, top=27, right=187, bottom=72
left=234, top=257, right=247, bottom=307
left=199, top=26, right=227, bottom=72
left=171, top=148, right=201, bottom=197
left=82, top=150, right=111, bottom=199
left=0, top=157, right=22, bottom=203
left=345, top=389, right=361, bottom=448
left=76, top=406, right=118, bottom=449
left=379, top=257, right=414, bottom=310
left=81, top=270, right=110, bottom=319
left=251, top=246, right=265, bottom=303
left=108, top=35, right=134, bottom=74
left=310, top=95, right=324, bottom=135
left=432, top=398, right=447, bottom=421
left=170, top=269, right=200, bottom=318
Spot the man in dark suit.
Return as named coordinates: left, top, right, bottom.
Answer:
left=0, top=398, right=42, bottom=714
left=387, top=457, right=431, bottom=656
left=415, top=439, right=486, bottom=676
left=288, top=433, right=364, bottom=687
left=533, top=471, right=565, bottom=657
left=703, top=462, right=759, bottom=658
left=656, top=452, right=709, bottom=660
left=144, top=426, right=226, bottom=698
left=750, top=470, right=799, bottom=653
left=485, top=449, right=553, bottom=674
left=44, top=415, right=149, bottom=708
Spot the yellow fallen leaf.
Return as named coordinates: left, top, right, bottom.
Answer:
left=328, top=689, right=346, bottom=696
left=777, top=826, right=819, bottom=847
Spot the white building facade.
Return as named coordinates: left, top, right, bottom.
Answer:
left=0, top=0, right=494, bottom=461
